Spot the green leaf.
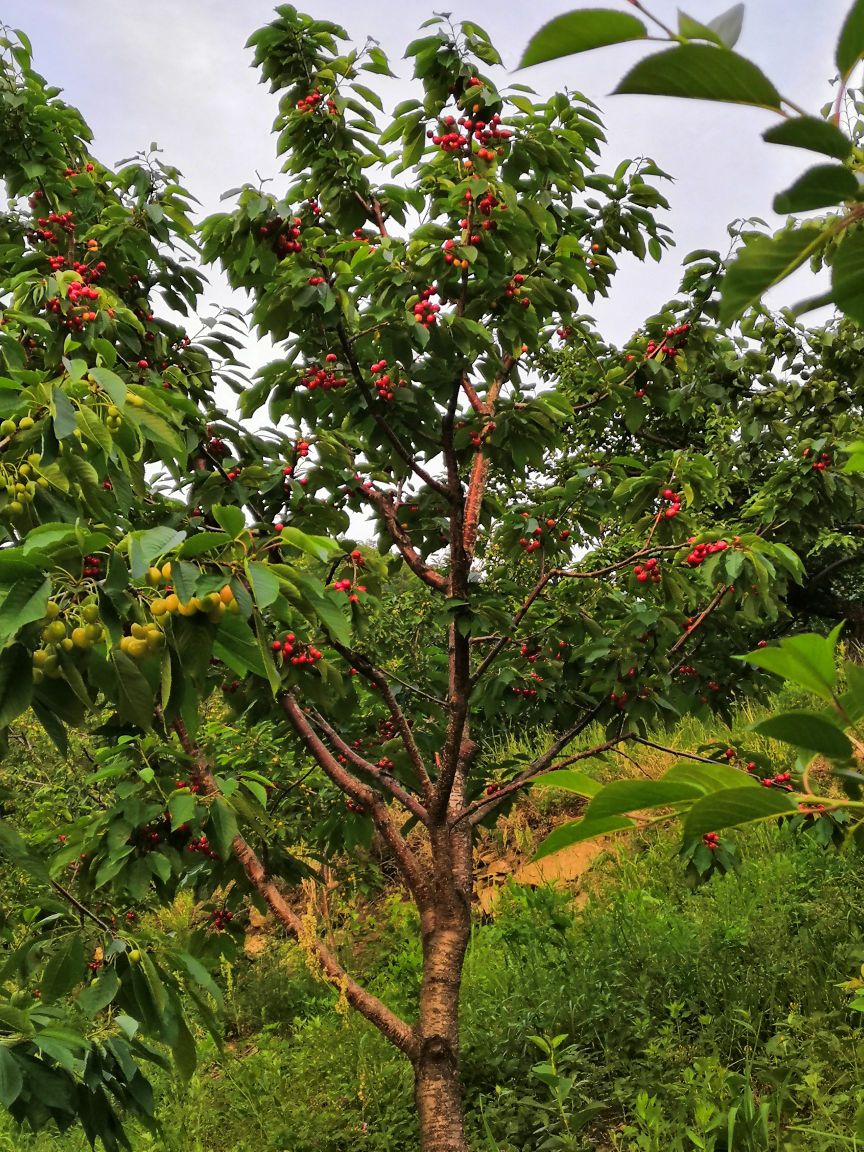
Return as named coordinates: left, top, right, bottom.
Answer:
left=662, top=760, right=758, bottom=792
left=531, top=769, right=602, bottom=797
left=208, top=797, right=238, bottom=861
left=276, top=526, right=343, bottom=562
left=127, top=526, right=186, bottom=580
left=245, top=561, right=280, bottom=609
left=41, top=934, right=85, bottom=1003
left=535, top=815, right=635, bottom=859
left=0, top=645, right=33, bottom=728
left=110, top=649, right=154, bottom=730
left=837, top=0, right=864, bottom=78
left=583, top=779, right=701, bottom=821
left=683, top=786, right=796, bottom=839
left=763, top=117, right=852, bottom=160
left=520, top=9, right=647, bottom=67
left=0, top=1048, right=23, bottom=1108
left=88, top=366, right=127, bottom=408
left=614, top=44, right=782, bottom=109
left=0, top=573, right=51, bottom=647
left=177, top=532, right=230, bottom=558
left=212, top=612, right=267, bottom=679
left=832, top=228, right=864, bottom=324
left=740, top=628, right=839, bottom=699
left=77, top=969, right=121, bottom=1016
left=21, top=523, right=78, bottom=554
left=773, top=163, right=858, bottom=214
left=677, top=11, right=726, bottom=47
left=719, top=225, right=827, bottom=324
left=51, top=385, right=77, bottom=439
left=0, top=820, right=51, bottom=884
left=753, top=710, right=853, bottom=760
left=211, top=504, right=246, bottom=539
left=168, top=791, right=198, bottom=829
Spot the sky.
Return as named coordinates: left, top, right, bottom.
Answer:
left=2, top=0, right=852, bottom=346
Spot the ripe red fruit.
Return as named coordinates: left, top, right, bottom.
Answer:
left=137, top=359, right=149, bottom=369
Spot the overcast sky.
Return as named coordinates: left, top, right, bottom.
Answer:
left=3, top=0, right=851, bottom=345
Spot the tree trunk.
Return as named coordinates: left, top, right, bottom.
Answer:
left=414, top=914, right=471, bottom=1152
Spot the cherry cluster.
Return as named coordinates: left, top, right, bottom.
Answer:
left=308, top=274, right=326, bottom=286
left=271, top=632, right=323, bottom=666
left=371, top=359, right=405, bottom=400
left=413, top=286, right=440, bottom=328
left=33, top=210, right=75, bottom=243
left=211, top=908, right=234, bottom=931
left=632, top=557, right=661, bottom=584
left=702, top=832, right=720, bottom=851
left=295, top=89, right=337, bottom=114
left=505, top=274, right=530, bottom=309
left=684, top=538, right=728, bottom=567
left=330, top=577, right=366, bottom=604
left=259, top=215, right=303, bottom=256
left=659, top=488, right=681, bottom=518
left=207, top=435, right=228, bottom=457
left=299, top=362, right=348, bottom=391
left=175, top=778, right=202, bottom=795
left=646, top=322, right=689, bottom=360
left=442, top=238, right=470, bottom=269
left=225, top=466, right=242, bottom=482
left=187, top=834, right=219, bottom=860
left=811, top=451, right=831, bottom=471
left=511, top=684, right=538, bottom=698
left=82, top=553, right=103, bottom=579
left=345, top=798, right=366, bottom=815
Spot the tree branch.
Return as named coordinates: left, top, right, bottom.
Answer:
left=325, top=641, right=434, bottom=803
left=362, top=485, right=448, bottom=593
left=470, top=570, right=556, bottom=687
left=460, top=732, right=620, bottom=828
left=170, top=719, right=418, bottom=1058
left=280, top=696, right=428, bottom=897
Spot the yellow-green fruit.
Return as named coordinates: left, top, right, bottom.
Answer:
left=82, top=604, right=100, bottom=624
left=127, top=394, right=144, bottom=408
left=60, top=638, right=74, bottom=653
left=177, top=598, right=200, bottom=617
left=161, top=562, right=172, bottom=581
left=45, top=601, right=61, bottom=619
left=128, top=949, right=142, bottom=964
left=85, top=623, right=103, bottom=643
left=32, top=649, right=49, bottom=668
left=145, top=566, right=162, bottom=587
left=204, top=592, right=222, bottom=610
left=0, top=420, right=15, bottom=436
left=8, top=501, right=23, bottom=515
left=145, top=630, right=165, bottom=652
left=18, top=464, right=30, bottom=478
left=43, top=620, right=66, bottom=643
left=107, top=406, right=120, bottom=419
left=219, top=585, right=234, bottom=605
left=130, top=622, right=148, bottom=639
left=150, top=598, right=168, bottom=617
left=27, top=453, right=41, bottom=468
left=164, top=594, right=180, bottom=614
left=120, top=637, right=149, bottom=659
left=37, top=476, right=49, bottom=489
left=206, top=601, right=226, bottom=623
left=71, top=627, right=91, bottom=650
left=17, top=417, right=34, bottom=431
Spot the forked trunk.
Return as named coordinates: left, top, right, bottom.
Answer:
left=414, top=911, right=471, bottom=1152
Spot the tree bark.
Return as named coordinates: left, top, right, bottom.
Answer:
left=414, top=909, right=471, bottom=1152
